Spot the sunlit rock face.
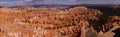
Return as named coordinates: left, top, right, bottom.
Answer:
left=0, top=6, right=120, bottom=37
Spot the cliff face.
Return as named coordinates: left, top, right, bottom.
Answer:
left=0, top=6, right=119, bottom=37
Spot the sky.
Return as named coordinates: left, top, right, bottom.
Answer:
left=0, top=0, right=120, bottom=6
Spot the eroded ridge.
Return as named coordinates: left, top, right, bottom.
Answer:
left=0, top=6, right=102, bottom=37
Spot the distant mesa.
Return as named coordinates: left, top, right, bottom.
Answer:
left=0, top=7, right=25, bottom=12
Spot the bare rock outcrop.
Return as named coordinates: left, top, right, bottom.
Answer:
left=0, top=6, right=103, bottom=37
left=1, top=6, right=120, bottom=37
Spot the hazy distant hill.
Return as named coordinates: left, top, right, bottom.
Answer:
left=9, top=4, right=119, bottom=10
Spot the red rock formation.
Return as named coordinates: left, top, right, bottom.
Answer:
left=0, top=6, right=102, bottom=37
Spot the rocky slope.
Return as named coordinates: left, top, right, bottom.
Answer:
left=0, top=6, right=119, bottom=37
